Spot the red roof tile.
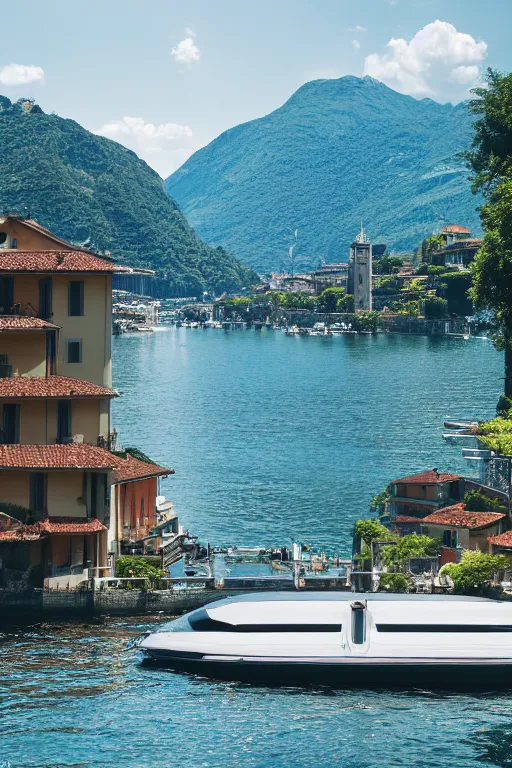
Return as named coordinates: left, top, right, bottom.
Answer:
left=111, top=454, right=173, bottom=484
left=0, top=316, right=59, bottom=330
left=393, top=515, right=425, bottom=523
left=393, top=470, right=461, bottom=485
left=0, top=376, right=116, bottom=399
left=488, top=531, right=512, bottom=549
left=0, top=518, right=105, bottom=540
left=441, top=225, right=472, bottom=234
left=422, top=504, right=505, bottom=529
left=38, top=517, right=106, bottom=534
left=0, top=444, right=117, bottom=470
left=0, top=250, right=116, bottom=273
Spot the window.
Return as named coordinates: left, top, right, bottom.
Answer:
left=38, top=277, right=52, bottom=320
left=29, top=473, right=47, bottom=517
left=187, top=608, right=341, bottom=632
left=56, top=400, right=72, bottom=444
left=11, top=238, right=17, bottom=249
left=46, top=331, right=57, bottom=376
left=2, top=403, right=20, bottom=444
left=67, top=339, right=82, bottom=364
left=0, top=277, right=14, bottom=314
left=376, top=624, right=512, bottom=633
left=68, top=281, right=84, bottom=316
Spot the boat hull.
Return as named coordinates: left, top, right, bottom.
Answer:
left=141, top=650, right=512, bottom=689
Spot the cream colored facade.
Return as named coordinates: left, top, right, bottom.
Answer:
left=0, top=469, right=108, bottom=519
left=1, top=332, right=48, bottom=377
left=0, top=398, right=110, bottom=445
left=7, top=273, right=112, bottom=387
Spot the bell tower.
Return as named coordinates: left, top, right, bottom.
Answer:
left=347, top=222, right=372, bottom=311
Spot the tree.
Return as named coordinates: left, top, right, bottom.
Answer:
left=336, top=293, right=355, bottom=313
left=424, top=296, right=448, bottom=318
left=318, top=287, right=346, bottom=313
left=382, top=534, right=441, bottom=570
left=420, top=234, right=444, bottom=265
left=442, top=550, right=510, bottom=595
left=465, top=69, right=512, bottom=397
left=354, top=519, right=394, bottom=546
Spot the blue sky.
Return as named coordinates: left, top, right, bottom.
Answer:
left=1, top=0, right=510, bottom=177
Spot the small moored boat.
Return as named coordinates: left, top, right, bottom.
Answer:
left=139, top=592, right=512, bottom=688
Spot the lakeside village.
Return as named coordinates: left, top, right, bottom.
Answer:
left=2, top=214, right=512, bottom=619
left=112, top=223, right=488, bottom=339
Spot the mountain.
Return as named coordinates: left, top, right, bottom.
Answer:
left=0, top=96, right=256, bottom=295
left=166, top=76, right=481, bottom=273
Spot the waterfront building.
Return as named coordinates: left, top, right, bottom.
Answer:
left=387, top=469, right=463, bottom=520
left=310, top=264, right=349, bottom=294
left=0, top=216, right=172, bottom=589
left=439, top=224, right=472, bottom=246
left=420, top=504, right=506, bottom=562
left=347, top=224, right=372, bottom=311
left=431, top=238, right=483, bottom=269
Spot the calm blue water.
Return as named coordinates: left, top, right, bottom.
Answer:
left=1, top=329, right=508, bottom=768
left=112, top=328, right=501, bottom=553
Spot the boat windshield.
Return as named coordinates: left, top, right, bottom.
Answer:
left=156, top=614, right=194, bottom=633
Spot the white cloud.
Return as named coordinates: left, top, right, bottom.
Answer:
left=184, top=27, right=196, bottom=37
left=364, top=20, right=487, bottom=103
left=95, top=116, right=196, bottom=177
left=348, top=25, right=367, bottom=32
left=352, top=40, right=361, bottom=50
left=171, top=37, right=200, bottom=65
left=0, top=63, right=44, bottom=86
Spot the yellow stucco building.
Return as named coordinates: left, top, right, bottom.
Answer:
left=0, top=217, right=171, bottom=589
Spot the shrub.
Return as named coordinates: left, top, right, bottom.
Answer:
left=441, top=550, right=510, bottom=595
left=318, top=287, right=346, bottom=313
left=115, top=556, right=164, bottom=580
left=424, top=296, right=448, bottom=318
left=379, top=573, right=410, bottom=593
left=382, top=534, right=441, bottom=570
left=463, top=490, right=506, bottom=513
left=497, top=395, right=512, bottom=418
left=354, top=520, right=394, bottom=546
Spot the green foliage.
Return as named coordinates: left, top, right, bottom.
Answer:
left=111, top=446, right=157, bottom=465
left=267, top=291, right=315, bottom=310
left=0, top=97, right=257, bottom=297
left=318, top=287, right=346, bottom=313
left=354, top=519, right=394, bottom=546
left=352, top=311, right=381, bottom=332
left=382, top=534, right=441, bottom=570
left=463, top=490, right=506, bottom=513
left=374, top=256, right=403, bottom=275
left=370, top=488, right=390, bottom=513
left=379, top=572, right=410, bottom=593
left=497, top=395, right=512, bottom=418
left=427, top=264, right=447, bottom=276
left=336, top=293, right=355, bottom=313
left=424, top=296, right=448, bottom=318
left=399, top=300, right=420, bottom=317
left=465, top=70, right=512, bottom=393
left=441, top=550, right=510, bottom=595
left=0, top=502, right=33, bottom=523
left=224, top=297, right=252, bottom=308
left=115, top=556, right=164, bottom=580
left=167, top=76, right=480, bottom=270
left=477, top=417, right=512, bottom=455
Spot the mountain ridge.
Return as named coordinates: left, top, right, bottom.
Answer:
left=0, top=96, right=256, bottom=295
left=166, top=76, right=481, bottom=272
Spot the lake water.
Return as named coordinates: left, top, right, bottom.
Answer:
left=112, top=328, right=501, bottom=553
left=1, top=328, right=508, bottom=768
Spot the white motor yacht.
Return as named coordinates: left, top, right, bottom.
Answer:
left=139, top=592, right=512, bottom=687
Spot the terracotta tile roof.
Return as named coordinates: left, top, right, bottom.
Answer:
left=422, top=504, right=506, bottom=529
left=0, top=444, right=117, bottom=470
left=0, top=517, right=105, bottom=540
left=0, top=250, right=116, bottom=273
left=488, top=531, right=512, bottom=549
left=440, top=224, right=472, bottom=234
left=393, top=470, right=461, bottom=485
left=111, top=453, right=173, bottom=484
left=0, top=376, right=116, bottom=399
left=38, top=517, right=106, bottom=534
left=393, top=515, right=425, bottom=523
left=0, top=316, right=59, bottom=330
